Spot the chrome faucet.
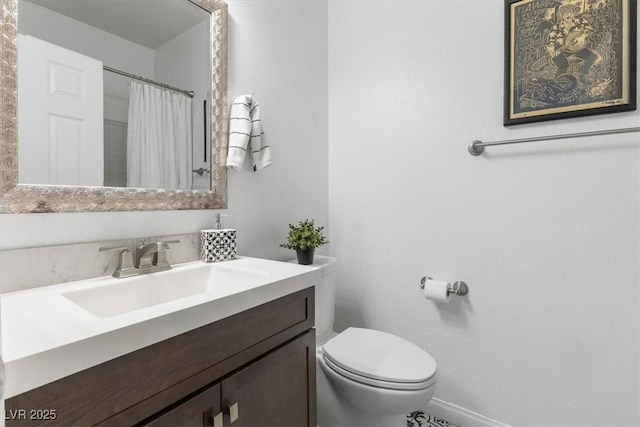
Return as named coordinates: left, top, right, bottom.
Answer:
left=134, top=239, right=180, bottom=273
left=100, top=239, right=180, bottom=278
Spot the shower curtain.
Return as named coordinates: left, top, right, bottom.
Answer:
left=127, top=81, right=193, bottom=190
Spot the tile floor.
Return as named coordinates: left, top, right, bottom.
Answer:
left=406, top=411, right=460, bottom=427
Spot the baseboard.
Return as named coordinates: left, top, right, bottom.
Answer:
left=425, top=398, right=512, bottom=427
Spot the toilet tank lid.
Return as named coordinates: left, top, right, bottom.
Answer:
left=322, top=327, right=436, bottom=383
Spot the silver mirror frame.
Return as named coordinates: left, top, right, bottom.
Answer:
left=0, top=0, right=228, bottom=213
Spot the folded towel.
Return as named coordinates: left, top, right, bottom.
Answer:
left=226, top=94, right=273, bottom=171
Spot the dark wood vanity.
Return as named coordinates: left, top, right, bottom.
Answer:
left=5, top=287, right=316, bottom=427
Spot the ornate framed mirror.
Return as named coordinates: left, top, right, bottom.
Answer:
left=0, top=0, right=228, bottom=213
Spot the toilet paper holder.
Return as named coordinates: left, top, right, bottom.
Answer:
left=420, top=276, right=469, bottom=296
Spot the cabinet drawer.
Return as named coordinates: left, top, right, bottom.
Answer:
left=6, top=287, right=314, bottom=427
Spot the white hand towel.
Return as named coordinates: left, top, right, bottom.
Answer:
left=226, top=94, right=273, bottom=171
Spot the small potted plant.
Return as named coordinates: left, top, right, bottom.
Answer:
left=280, top=219, right=328, bottom=265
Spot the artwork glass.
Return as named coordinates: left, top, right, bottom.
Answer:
left=505, top=0, right=637, bottom=125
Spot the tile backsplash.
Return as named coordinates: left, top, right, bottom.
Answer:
left=0, top=233, right=201, bottom=293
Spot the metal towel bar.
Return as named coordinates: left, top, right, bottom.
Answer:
left=468, top=127, right=640, bottom=156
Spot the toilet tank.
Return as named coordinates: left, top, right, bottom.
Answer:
left=289, top=256, right=337, bottom=338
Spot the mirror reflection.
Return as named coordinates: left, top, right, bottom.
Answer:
left=17, top=0, right=212, bottom=191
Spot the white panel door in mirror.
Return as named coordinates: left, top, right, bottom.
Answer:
left=18, top=34, right=104, bottom=186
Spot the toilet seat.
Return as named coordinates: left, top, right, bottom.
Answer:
left=322, top=355, right=436, bottom=390
left=322, top=327, right=436, bottom=391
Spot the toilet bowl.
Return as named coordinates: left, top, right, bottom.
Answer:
left=298, top=256, right=437, bottom=427
left=320, top=327, right=436, bottom=415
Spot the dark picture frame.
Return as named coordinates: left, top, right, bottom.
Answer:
left=504, top=0, right=637, bottom=126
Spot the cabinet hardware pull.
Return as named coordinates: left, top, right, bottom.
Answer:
left=230, top=402, right=239, bottom=423
left=213, top=412, right=224, bottom=427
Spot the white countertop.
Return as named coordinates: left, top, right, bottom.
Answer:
left=1, top=256, right=320, bottom=398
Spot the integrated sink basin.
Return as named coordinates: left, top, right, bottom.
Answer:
left=62, top=261, right=269, bottom=317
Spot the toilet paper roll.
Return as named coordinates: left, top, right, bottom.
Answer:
left=423, top=279, right=451, bottom=303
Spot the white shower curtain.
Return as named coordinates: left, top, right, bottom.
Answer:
left=127, top=81, right=193, bottom=190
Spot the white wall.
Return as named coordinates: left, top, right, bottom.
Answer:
left=226, top=0, right=329, bottom=259
left=328, top=1, right=639, bottom=426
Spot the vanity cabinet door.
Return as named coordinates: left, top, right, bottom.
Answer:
left=143, top=383, right=222, bottom=427
left=221, top=330, right=316, bottom=427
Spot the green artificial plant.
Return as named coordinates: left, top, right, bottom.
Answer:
left=280, top=219, right=328, bottom=251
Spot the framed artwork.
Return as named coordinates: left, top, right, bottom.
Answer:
left=504, top=0, right=637, bottom=126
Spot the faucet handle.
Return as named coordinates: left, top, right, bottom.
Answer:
left=99, top=245, right=137, bottom=278
left=136, top=239, right=181, bottom=249
left=99, top=244, right=131, bottom=252
left=153, top=240, right=180, bottom=267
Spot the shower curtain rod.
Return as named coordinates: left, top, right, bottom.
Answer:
left=468, top=127, right=640, bottom=156
left=103, top=65, right=195, bottom=98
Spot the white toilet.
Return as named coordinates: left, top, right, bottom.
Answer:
left=306, top=256, right=437, bottom=427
